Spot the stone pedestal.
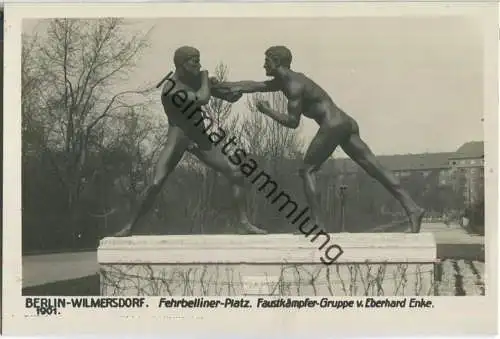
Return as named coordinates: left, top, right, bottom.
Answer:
left=98, top=233, right=437, bottom=296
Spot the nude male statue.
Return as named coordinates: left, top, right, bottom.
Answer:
left=112, top=46, right=267, bottom=237
left=214, top=46, right=425, bottom=233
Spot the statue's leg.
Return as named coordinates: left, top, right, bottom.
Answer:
left=112, top=126, right=190, bottom=237
left=340, top=127, right=425, bottom=233
left=189, top=145, right=267, bottom=235
left=298, top=124, right=342, bottom=234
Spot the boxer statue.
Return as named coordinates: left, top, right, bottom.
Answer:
left=113, top=46, right=267, bottom=237
left=213, top=46, right=425, bottom=233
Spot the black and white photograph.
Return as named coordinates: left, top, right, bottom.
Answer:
left=0, top=4, right=4, bottom=334
left=3, top=2, right=498, bottom=337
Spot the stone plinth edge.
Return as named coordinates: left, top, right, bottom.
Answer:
left=98, top=232, right=436, bottom=264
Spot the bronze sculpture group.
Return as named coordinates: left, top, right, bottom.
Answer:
left=113, top=45, right=424, bottom=237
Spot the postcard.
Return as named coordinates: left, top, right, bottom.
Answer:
left=3, top=1, right=497, bottom=336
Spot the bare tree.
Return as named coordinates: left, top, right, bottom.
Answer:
left=22, top=18, right=154, bottom=240
left=22, top=33, right=52, bottom=157
left=237, top=92, right=305, bottom=223
left=244, top=91, right=304, bottom=160
left=182, top=61, right=242, bottom=170
left=179, top=62, right=243, bottom=233
left=204, top=63, right=239, bottom=130
left=105, top=107, right=166, bottom=202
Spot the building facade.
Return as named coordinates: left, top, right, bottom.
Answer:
left=324, top=140, right=484, bottom=215
left=448, top=141, right=484, bottom=206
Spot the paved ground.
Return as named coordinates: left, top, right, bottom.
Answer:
left=22, top=251, right=98, bottom=288
left=420, top=222, right=484, bottom=245
left=22, top=223, right=486, bottom=295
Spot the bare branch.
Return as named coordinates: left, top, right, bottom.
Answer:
left=22, top=18, right=154, bottom=216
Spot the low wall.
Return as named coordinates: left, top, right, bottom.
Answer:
left=98, top=233, right=437, bottom=296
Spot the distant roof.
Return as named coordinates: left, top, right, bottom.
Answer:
left=376, top=152, right=454, bottom=171
left=251, top=140, right=484, bottom=174
left=450, top=141, right=484, bottom=159
left=321, top=152, right=454, bottom=174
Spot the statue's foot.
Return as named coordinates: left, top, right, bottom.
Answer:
left=237, top=221, right=268, bottom=235
left=112, top=224, right=133, bottom=237
left=409, top=208, right=425, bottom=233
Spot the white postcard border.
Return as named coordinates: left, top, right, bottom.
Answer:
left=3, top=2, right=498, bottom=336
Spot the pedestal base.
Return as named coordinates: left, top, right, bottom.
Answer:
left=98, top=233, right=437, bottom=296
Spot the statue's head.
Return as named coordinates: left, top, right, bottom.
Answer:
left=174, top=46, right=201, bottom=77
left=264, top=46, right=292, bottom=76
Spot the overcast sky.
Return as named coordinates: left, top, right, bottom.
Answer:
left=24, top=16, right=484, bottom=156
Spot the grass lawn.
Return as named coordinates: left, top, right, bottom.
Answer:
left=22, top=274, right=100, bottom=296
left=437, top=243, right=484, bottom=261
